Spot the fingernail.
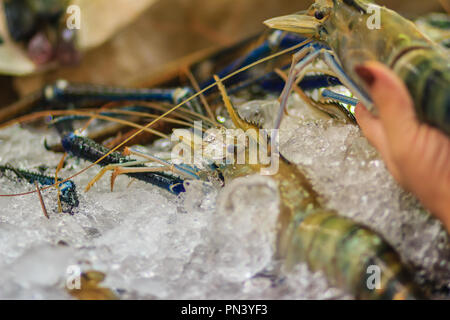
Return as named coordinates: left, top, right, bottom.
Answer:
left=355, top=65, right=375, bottom=87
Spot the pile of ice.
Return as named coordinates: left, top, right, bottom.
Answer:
left=0, top=95, right=448, bottom=299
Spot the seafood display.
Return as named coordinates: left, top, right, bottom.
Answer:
left=0, top=0, right=448, bottom=300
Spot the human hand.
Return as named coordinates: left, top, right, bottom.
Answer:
left=354, top=61, right=450, bottom=231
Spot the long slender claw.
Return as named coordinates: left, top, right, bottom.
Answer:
left=85, top=165, right=118, bottom=192
left=214, top=75, right=257, bottom=132
left=85, top=160, right=150, bottom=192
left=215, top=75, right=262, bottom=146
left=321, top=89, right=359, bottom=106
left=111, top=168, right=121, bottom=192
left=125, top=147, right=200, bottom=180
left=109, top=166, right=175, bottom=192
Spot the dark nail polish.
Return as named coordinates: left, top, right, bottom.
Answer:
left=355, top=65, right=375, bottom=87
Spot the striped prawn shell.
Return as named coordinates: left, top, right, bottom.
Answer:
left=284, top=210, right=422, bottom=299
left=222, top=159, right=423, bottom=299
left=392, top=47, right=450, bottom=136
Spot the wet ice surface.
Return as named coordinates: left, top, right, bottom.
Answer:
left=279, top=117, right=450, bottom=293
left=0, top=96, right=448, bottom=299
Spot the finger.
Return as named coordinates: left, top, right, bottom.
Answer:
left=355, top=103, right=384, bottom=148
left=355, top=103, right=403, bottom=183
left=355, top=62, right=420, bottom=147
left=355, top=103, right=384, bottom=146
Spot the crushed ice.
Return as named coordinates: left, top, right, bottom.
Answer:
left=0, top=95, right=448, bottom=299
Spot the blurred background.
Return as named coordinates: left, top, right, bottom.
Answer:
left=0, top=0, right=447, bottom=108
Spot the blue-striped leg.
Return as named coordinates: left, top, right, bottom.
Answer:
left=0, top=164, right=79, bottom=212
left=275, top=46, right=373, bottom=132
left=61, top=133, right=187, bottom=195
left=43, top=80, right=205, bottom=116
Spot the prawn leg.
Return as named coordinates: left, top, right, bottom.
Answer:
left=61, top=133, right=186, bottom=195
left=274, top=47, right=373, bottom=130
left=201, top=31, right=338, bottom=95
left=320, top=89, right=359, bottom=107
left=0, top=164, right=79, bottom=212
left=44, top=80, right=205, bottom=116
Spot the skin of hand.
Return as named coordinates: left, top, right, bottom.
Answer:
left=354, top=61, right=450, bottom=232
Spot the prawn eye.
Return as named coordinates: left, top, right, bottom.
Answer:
left=315, top=11, right=325, bottom=20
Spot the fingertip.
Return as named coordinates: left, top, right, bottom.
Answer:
left=354, top=103, right=368, bottom=119
left=355, top=61, right=419, bottom=142
left=355, top=103, right=375, bottom=128
left=358, top=62, right=414, bottom=112
left=355, top=104, right=378, bottom=141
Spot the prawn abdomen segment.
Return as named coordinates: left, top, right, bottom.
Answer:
left=286, top=211, right=421, bottom=299
left=393, top=49, right=450, bottom=135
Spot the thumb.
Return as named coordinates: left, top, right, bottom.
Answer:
left=355, top=61, right=420, bottom=147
